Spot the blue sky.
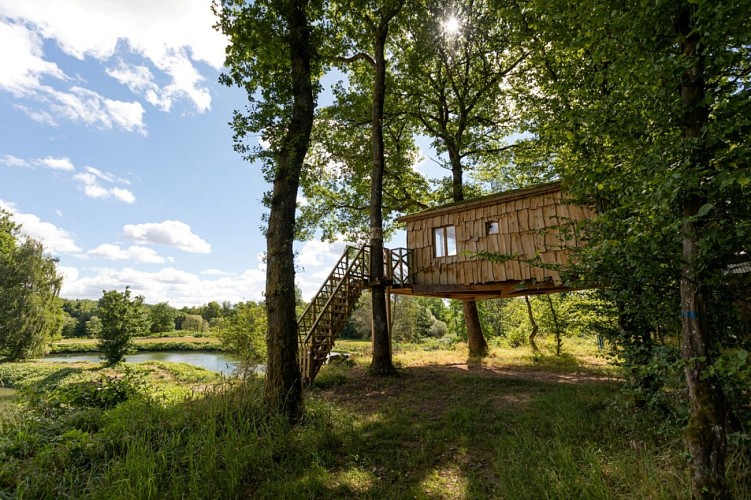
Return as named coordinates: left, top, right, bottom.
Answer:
left=0, top=0, right=439, bottom=307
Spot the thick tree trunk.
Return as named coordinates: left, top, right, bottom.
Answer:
left=677, top=5, right=728, bottom=497
left=448, top=142, right=490, bottom=359
left=464, top=300, right=488, bottom=357
left=263, top=0, right=315, bottom=423
left=525, top=295, right=539, bottom=353
left=447, top=145, right=464, bottom=202
left=369, top=19, right=397, bottom=376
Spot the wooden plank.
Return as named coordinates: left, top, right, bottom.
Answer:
left=498, top=235, right=509, bottom=255
left=473, top=219, right=483, bottom=240
left=519, top=260, right=531, bottom=281
left=508, top=212, right=519, bottom=233
left=488, top=234, right=500, bottom=253
left=529, top=207, right=543, bottom=230
left=542, top=204, right=558, bottom=227
left=500, top=213, right=510, bottom=234
left=518, top=210, right=529, bottom=232
left=520, top=233, right=535, bottom=257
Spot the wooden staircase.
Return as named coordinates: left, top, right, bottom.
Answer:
left=297, top=245, right=370, bottom=385
left=297, top=244, right=413, bottom=385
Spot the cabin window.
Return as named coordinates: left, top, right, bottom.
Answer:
left=434, top=226, right=457, bottom=257
left=486, top=221, right=499, bottom=235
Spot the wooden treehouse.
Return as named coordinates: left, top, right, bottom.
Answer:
left=297, top=182, right=593, bottom=383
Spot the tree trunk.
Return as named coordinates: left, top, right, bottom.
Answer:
left=448, top=139, right=490, bottom=359
left=369, top=18, right=397, bottom=376
left=464, top=300, right=488, bottom=357
left=525, top=296, right=539, bottom=353
left=545, top=295, right=562, bottom=356
left=677, top=5, right=728, bottom=497
left=447, top=144, right=464, bottom=202
left=263, top=0, right=315, bottom=423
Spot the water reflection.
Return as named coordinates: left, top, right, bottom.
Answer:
left=44, top=351, right=241, bottom=375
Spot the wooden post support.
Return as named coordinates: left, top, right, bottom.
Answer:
left=386, top=287, right=393, bottom=357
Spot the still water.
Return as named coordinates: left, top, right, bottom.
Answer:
left=44, top=351, right=241, bottom=375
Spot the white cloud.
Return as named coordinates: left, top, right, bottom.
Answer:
left=0, top=199, right=81, bottom=254
left=87, top=244, right=173, bottom=264
left=123, top=220, right=211, bottom=254
left=0, top=154, right=29, bottom=167
left=201, top=269, right=233, bottom=276
left=45, top=85, right=146, bottom=134
left=13, top=104, right=57, bottom=125
left=0, top=20, right=66, bottom=96
left=60, top=264, right=266, bottom=308
left=73, top=169, right=136, bottom=203
left=111, top=187, right=135, bottom=204
left=297, top=239, right=347, bottom=267
left=1, top=154, right=75, bottom=172
left=36, top=156, right=75, bottom=172
left=294, top=239, right=353, bottom=300
left=0, top=0, right=226, bottom=116
left=84, top=166, right=129, bottom=184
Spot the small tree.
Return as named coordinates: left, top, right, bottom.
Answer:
left=149, top=302, right=176, bottom=334
left=97, top=287, right=148, bottom=365
left=85, top=316, right=103, bottom=338
left=217, top=301, right=267, bottom=365
left=181, top=314, right=207, bottom=333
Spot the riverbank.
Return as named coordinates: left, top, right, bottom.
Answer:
left=48, top=335, right=224, bottom=354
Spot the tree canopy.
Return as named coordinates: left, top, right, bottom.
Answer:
left=0, top=210, right=63, bottom=361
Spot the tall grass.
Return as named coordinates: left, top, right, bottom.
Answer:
left=1, top=344, right=748, bottom=498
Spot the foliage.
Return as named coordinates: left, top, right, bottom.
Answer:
left=344, top=293, right=450, bottom=343
left=299, top=64, right=429, bottom=242
left=97, top=288, right=149, bottom=365
left=0, top=210, right=64, bottom=360
left=517, top=1, right=751, bottom=492
left=7, top=347, right=747, bottom=498
left=60, top=299, right=99, bottom=338
left=180, top=314, right=208, bottom=333
left=216, top=300, right=267, bottom=364
left=149, top=302, right=177, bottom=333
left=84, top=316, right=102, bottom=338
left=393, top=0, right=541, bottom=202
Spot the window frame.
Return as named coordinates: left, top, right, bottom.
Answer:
left=486, top=221, right=499, bottom=235
left=433, top=225, right=457, bottom=258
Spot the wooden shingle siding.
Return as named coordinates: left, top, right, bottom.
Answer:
left=397, top=182, right=594, bottom=297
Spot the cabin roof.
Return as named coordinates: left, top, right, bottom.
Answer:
left=397, top=181, right=562, bottom=223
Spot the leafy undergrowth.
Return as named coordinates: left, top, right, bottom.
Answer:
left=1, top=345, right=748, bottom=498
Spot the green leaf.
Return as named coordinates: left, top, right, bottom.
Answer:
left=697, top=203, right=713, bottom=218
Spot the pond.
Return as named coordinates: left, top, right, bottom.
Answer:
left=44, top=351, right=242, bottom=375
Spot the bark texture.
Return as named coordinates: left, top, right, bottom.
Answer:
left=449, top=140, right=490, bottom=359
left=464, top=300, right=488, bottom=357
left=264, top=0, right=315, bottom=423
left=369, top=11, right=398, bottom=375
left=677, top=5, right=728, bottom=497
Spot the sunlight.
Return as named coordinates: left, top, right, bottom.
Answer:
left=442, top=16, right=461, bottom=36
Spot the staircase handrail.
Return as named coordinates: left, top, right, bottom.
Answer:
left=299, top=244, right=369, bottom=347
left=296, top=245, right=368, bottom=328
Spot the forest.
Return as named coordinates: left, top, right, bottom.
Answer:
left=2, top=0, right=751, bottom=497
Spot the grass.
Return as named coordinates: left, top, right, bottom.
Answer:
left=48, top=335, right=223, bottom=354
left=0, top=340, right=747, bottom=498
